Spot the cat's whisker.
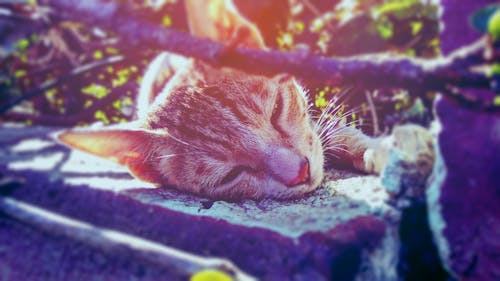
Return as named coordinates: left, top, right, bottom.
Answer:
left=324, top=147, right=348, bottom=154
left=316, top=114, right=343, bottom=135
left=314, top=99, right=341, bottom=129
left=322, top=133, right=357, bottom=140
left=324, top=145, right=351, bottom=155
left=324, top=143, right=349, bottom=151
left=315, top=98, right=362, bottom=135
left=320, top=132, right=357, bottom=146
left=316, top=106, right=362, bottom=140
left=322, top=138, right=349, bottom=145
left=169, top=135, right=193, bottom=147
left=318, top=121, right=346, bottom=140
left=322, top=138, right=348, bottom=147
left=167, top=134, right=211, bottom=153
left=322, top=145, right=351, bottom=158
left=157, top=152, right=202, bottom=159
left=317, top=102, right=342, bottom=123
left=157, top=154, right=178, bottom=159
left=323, top=150, right=341, bottom=159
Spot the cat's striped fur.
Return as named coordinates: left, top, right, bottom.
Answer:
left=58, top=0, right=433, bottom=200
left=59, top=53, right=388, bottom=200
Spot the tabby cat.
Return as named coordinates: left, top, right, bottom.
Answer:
left=58, top=0, right=428, bottom=200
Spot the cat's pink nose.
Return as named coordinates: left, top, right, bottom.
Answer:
left=286, top=160, right=310, bottom=187
left=264, top=145, right=310, bottom=187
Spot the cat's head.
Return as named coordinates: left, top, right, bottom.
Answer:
left=59, top=69, right=324, bottom=201
left=58, top=0, right=324, bottom=200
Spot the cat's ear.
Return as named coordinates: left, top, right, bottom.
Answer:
left=184, top=0, right=266, bottom=49
left=274, top=73, right=303, bottom=92
left=57, top=129, right=164, bottom=184
left=274, top=73, right=295, bottom=84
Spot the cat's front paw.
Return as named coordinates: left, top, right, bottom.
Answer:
left=362, top=124, right=435, bottom=175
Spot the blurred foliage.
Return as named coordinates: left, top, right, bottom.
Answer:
left=280, top=0, right=439, bottom=57
left=278, top=0, right=439, bottom=132
left=1, top=0, right=186, bottom=126
left=489, top=10, right=500, bottom=40
left=0, top=0, right=441, bottom=133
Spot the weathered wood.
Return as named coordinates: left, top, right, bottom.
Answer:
left=427, top=97, right=500, bottom=281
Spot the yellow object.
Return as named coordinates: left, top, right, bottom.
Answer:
left=162, top=15, right=172, bottom=27
left=488, top=10, right=500, bottom=40
left=190, top=269, right=234, bottom=281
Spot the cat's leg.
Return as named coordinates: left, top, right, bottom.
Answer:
left=326, top=125, right=434, bottom=174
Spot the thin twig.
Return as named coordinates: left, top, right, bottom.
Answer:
left=43, top=0, right=497, bottom=111
left=3, top=80, right=136, bottom=126
left=365, top=90, right=380, bottom=136
left=0, top=55, right=130, bottom=114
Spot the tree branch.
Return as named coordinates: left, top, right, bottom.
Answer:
left=20, top=0, right=499, bottom=112
left=4, top=80, right=136, bottom=126
left=0, top=196, right=256, bottom=281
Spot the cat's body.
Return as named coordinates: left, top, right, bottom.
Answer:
left=59, top=53, right=387, bottom=200
left=58, top=0, right=433, bottom=201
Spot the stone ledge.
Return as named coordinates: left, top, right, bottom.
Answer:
left=0, top=126, right=399, bottom=280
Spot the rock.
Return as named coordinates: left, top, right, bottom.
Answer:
left=0, top=125, right=400, bottom=281
left=429, top=1, right=500, bottom=279
left=381, top=124, right=435, bottom=205
left=378, top=124, right=448, bottom=281
left=427, top=97, right=500, bottom=281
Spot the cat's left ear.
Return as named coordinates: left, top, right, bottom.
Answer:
left=57, top=129, right=165, bottom=184
left=274, top=73, right=303, bottom=91
left=274, top=73, right=295, bottom=84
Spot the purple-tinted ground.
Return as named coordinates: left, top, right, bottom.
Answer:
left=428, top=97, right=500, bottom=281
left=425, top=1, right=500, bottom=280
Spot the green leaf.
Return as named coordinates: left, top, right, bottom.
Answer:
left=93, top=50, right=103, bottom=60
left=14, top=70, right=27, bottom=78
left=82, top=83, right=110, bottom=99
left=16, top=39, right=30, bottom=50
left=376, top=0, right=419, bottom=16
left=493, top=96, right=500, bottom=106
left=162, top=15, right=172, bottom=27
left=410, top=21, right=423, bottom=35
left=376, top=20, right=394, bottom=39
left=488, top=9, right=500, bottom=40
left=491, top=64, right=500, bottom=76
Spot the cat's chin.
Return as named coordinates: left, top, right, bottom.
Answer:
left=268, top=177, right=323, bottom=199
left=208, top=177, right=321, bottom=201
left=263, top=185, right=318, bottom=200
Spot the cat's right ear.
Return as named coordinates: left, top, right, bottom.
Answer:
left=57, top=129, right=165, bottom=184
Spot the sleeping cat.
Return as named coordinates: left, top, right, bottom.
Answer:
left=58, top=52, right=399, bottom=200
left=58, top=0, right=432, bottom=200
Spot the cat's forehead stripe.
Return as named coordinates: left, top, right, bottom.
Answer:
left=203, top=86, right=253, bottom=124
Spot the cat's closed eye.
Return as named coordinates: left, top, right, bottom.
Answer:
left=220, top=165, right=254, bottom=186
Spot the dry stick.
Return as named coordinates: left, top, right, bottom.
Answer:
left=0, top=55, right=125, bottom=114
left=4, top=80, right=136, bottom=126
left=46, top=0, right=498, bottom=111
left=301, top=0, right=336, bottom=32
left=364, top=90, right=380, bottom=136
left=0, top=196, right=256, bottom=281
